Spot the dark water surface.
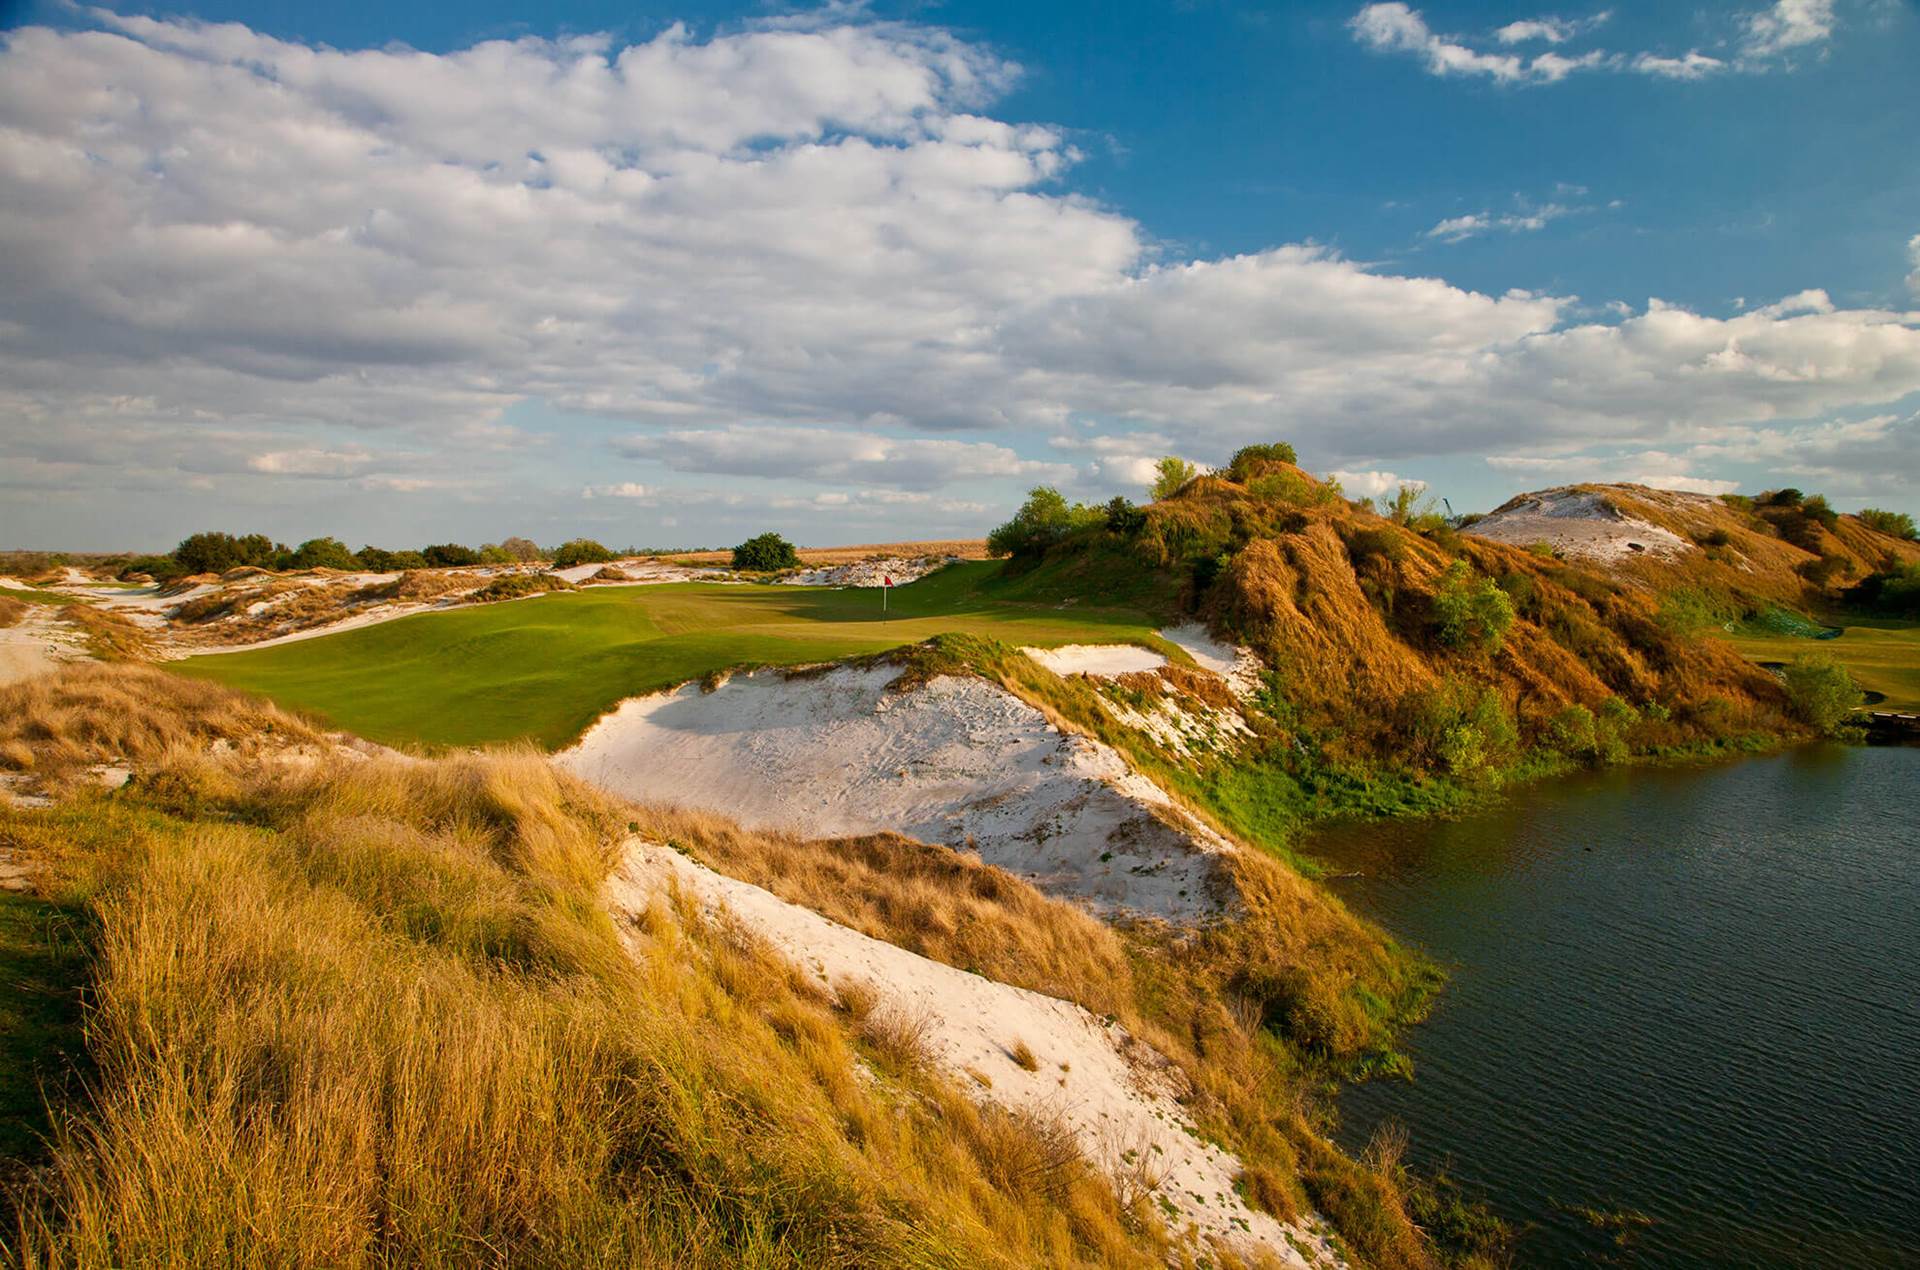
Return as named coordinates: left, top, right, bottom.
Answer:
left=1310, top=745, right=1920, bottom=1267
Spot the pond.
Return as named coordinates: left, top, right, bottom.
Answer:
left=1310, top=745, right=1920, bottom=1266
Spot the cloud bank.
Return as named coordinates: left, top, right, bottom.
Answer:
left=1, top=9, right=1917, bottom=546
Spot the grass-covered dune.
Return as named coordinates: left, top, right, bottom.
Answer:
left=175, top=563, right=1170, bottom=749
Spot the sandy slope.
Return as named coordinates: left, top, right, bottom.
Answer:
left=780, top=555, right=960, bottom=588
left=1468, top=487, right=1691, bottom=563
left=558, top=664, right=1234, bottom=921
left=0, top=603, right=84, bottom=686
left=1160, top=624, right=1266, bottom=700
left=607, top=842, right=1341, bottom=1267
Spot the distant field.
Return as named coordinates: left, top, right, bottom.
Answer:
left=1716, top=617, right=1920, bottom=712
left=174, top=562, right=1169, bottom=749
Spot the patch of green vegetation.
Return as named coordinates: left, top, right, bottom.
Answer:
left=0, top=891, right=92, bottom=1166
left=174, top=563, right=1169, bottom=749
left=1718, top=616, right=1920, bottom=711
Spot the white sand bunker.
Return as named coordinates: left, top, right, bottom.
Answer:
left=1021, top=644, right=1167, bottom=678
left=1468, top=488, right=1690, bottom=564
left=608, top=843, right=1339, bottom=1266
left=1158, top=624, right=1265, bottom=700
left=559, top=664, right=1232, bottom=921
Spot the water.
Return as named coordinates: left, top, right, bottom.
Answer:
left=1309, top=745, right=1920, bottom=1267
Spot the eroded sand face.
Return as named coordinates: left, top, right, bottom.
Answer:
left=559, top=664, right=1233, bottom=921
left=1020, top=644, right=1168, bottom=678
left=1468, top=488, right=1690, bottom=563
left=608, top=843, right=1342, bottom=1267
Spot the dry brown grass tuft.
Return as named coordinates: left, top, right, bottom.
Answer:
left=0, top=662, right=323, bottom=777
left=57, top=605, right=155, bottom=662
left=1009, top=1040, right=1039, bottom=1072
left=1, top=720, right=1164, bottom=1268
left=0, top=594, right=27, bottom=628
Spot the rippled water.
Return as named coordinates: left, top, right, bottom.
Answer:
left=1311, top=745, right=1920, bottom=1267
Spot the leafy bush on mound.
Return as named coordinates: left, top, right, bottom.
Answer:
left=1781, top=654, right=1863, bottom=734
left=730, top=532, right=800, bottom=572
left=1148, top=456, right=1198, bottom=501
left=172, top=532, right=283, bottom=575
left=986, top=488, right=1104, bottom=560
left=1856, top=507, right=1917, bottom=541
left=1844, top=562, right=1920, bottom=618
left=1430, top=562, right=1515, bottom=653
left=1225, top=442, right=1297, bottom=482
left=551, top=538, right=616, bottom=569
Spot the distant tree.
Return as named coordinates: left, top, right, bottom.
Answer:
left=355, top=546, right=429, bottom=571
left=1149, top=456, right=1198, bottom=502
left=986, top=486, right=1103, bottom=559
left=172, top=531, right=283, bottom=575
left=1782, top=654, right=1863, bottom=735
left=552, top=538, right=617, bottom=568
left=288, top=537, right=357, bottom=571
left=420, top=543, right=481, bottom=568
left=1857, top=508, right=1917, bottom=541
left=1377, top=483, right=1434, bottom=526
left=496, top=536, right=545, bottom=561
left=731, top=532, right=799, bottom=572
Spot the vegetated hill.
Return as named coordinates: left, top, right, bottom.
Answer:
left=1469, top=482, right=1920, bottom=612
left=995, top=454, right=1805, bottom=783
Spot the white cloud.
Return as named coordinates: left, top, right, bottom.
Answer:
left=0, top=11, right=1914, bottom=546
left=1494, top=13, right=1612, bottom=45
left=583, top=482, right=653, bottom=499
left=1330, top=469, right=1423, bottom=498
left=1425, top=201, right=1578, bottom=242
left=1352, top=2, right=1837, bottom=85
left=1740, top=0, right=1836, bottom=60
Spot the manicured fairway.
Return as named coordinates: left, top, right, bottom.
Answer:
left=174, top=563, right=1173, bottom=748
left=1716, top=617, right=1920, bottom=711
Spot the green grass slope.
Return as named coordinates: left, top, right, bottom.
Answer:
left=1717, top=617, right=1920, bottom=711
left=174, top=563, right=1171, bottom=748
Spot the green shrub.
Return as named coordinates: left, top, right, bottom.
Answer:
left=1656, top=587, right=1728, bottom=637
left=1782, top=654, right=1863, bottom=734
left=1225, top=442, right=1297, bottom=482
left=1693, top=526, right=1731, bottom=548
left=1844, top=562, right=1920, bottom=617
left=1103, top=497, right=1146, bottom=535
left=421, top=543, right=481, bottom=567
left=1246, top=470, right=1339, bottom=508
left=118, top=555, right=181, bottom=581
left=1431, top=562, right=1515, bottom=653
left=288, top=537, right=357, bottom=571
left=1149, top=456, right=1198, bottom=501
left=1404, top=680, right=1518, bottom=781
left=172, top=532, right=283, bottom=575
left=551, top=538, right=616, bottom=569
left=471, top=573, right=575, bottom=603
left=356, top=546, right=430, bottom=571
left=986, top=487, right=1102, bottom=559
left=1376, top=484, right=1437, bottom=528
left=731, top=532, right=800, bottom=572
left=1856, top=508, right=1916, bottom=540
left=1795, top=554, right=1847, bottom=588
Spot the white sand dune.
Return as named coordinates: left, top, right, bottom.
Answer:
left=607, top=841, right=1340, bottom=1267
left=1159, top=624, right=1265, bottom=700
left=559, top=663, right=1233, bottom=921
left=1468, top=488, right=1691, bottom=563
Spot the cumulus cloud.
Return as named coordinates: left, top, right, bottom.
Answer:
left=1351, top=1, right=1837, bottom=85
left=0, top=10, right=1915, bottom=546
left=1330, top=469, right=1423, bottom=498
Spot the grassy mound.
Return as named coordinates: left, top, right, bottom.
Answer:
left=0, top=697, right=1176, bottom=1267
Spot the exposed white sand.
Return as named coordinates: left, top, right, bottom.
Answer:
left=1468, top=488, right=1690, bottom=563
left=1021, top=644, right=1167, bottom=678
left=0, top=603, right=83, bottom=686
left=607, top=842, right=1339, bottom=1266
left=780, top=555, right=958, bottom=587
left=1158, top=624, right=1265, bottom=700
left=559, top=664, right=1232, bottom=921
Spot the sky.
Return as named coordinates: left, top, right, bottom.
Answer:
left=1, top=0, right=1917, bottom=552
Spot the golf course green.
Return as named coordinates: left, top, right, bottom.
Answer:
left=173, top=562, right=1172, bottom=748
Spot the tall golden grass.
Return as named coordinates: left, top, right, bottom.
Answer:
left=0, top=677, right=1179, bottom=1268
left=0, top=596, right=27, bottom=629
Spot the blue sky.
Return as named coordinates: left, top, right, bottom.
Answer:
left=2, top=0, right=1916, bottom=550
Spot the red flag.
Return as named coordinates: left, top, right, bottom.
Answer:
left=884, top=575, right=894, bottom=587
